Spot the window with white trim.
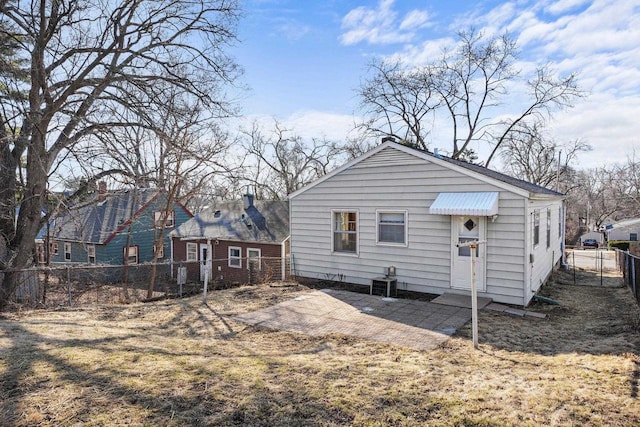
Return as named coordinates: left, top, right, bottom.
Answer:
left=87, top=245, right=96, bottom=264
left=186, top=243, right=197, bottom=262
left=124, top=246, right=138, bottom=265
left=50, top=242, right=58, bottom=256
left=154, top=210, right=175, bottom=228
left=377, top=211, right=407, bottom=245
left=332, top=210, right=358, bottom=253
left=247, top=248, right=261, bottom=270
left=558, top=207, right=562, bottom=238
left=533, top=210, right=540, bottom=248
left=229, top=246, right=241, bottom=268
left=546, top=209, right=551, bottom=248
left=64, top=242, right=72, bottom=261
left=153, top=243, right=164, bottom=259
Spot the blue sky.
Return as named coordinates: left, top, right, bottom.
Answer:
left=231, top=0, right=640, bottom=169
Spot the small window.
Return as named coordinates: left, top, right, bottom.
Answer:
left=546, top=209, right=551, bottom=249
left=229, top=246, right=241, bottom=268
left=333, top=210, right=358, bottom=254
left=64, top=242, right=72, bottom=261
left=631, top=233, right=638, bottom=242
left=50, top=242, right=59, bottom=256
left=558, top=207, right=562, bottom=238
left=154, top=210, right=175, bottom=228
left=87, top=245, right=96, bottom=264
left=154, top=243, right=164, bottom=259
left=186, top=243, right=197, bottom=262
left=377, top=211, right=407, bottom=245
left=533, top=210, right=540, bottom=248
left=247, top=248, right=261, bottom=270
left=124, top=246, right=138, bottom=265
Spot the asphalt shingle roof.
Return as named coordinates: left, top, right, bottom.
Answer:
left=51, top=189, right=159, bottom=243
left=436, top=155, right=564, bottom=197
left=171, top=200, right=289, bottom=244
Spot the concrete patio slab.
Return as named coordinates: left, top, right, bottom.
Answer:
left=234, top=289, right=472, bottom=351
left=431, top=292, right=493, bottom=309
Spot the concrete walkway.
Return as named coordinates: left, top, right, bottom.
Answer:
left=234, top=289, right=472, bottom=351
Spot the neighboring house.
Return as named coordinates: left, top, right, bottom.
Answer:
left=170, top=194, right=290, bottom=284
left=578, top=218, right=640, bottom=247
left=603, top=218, right=640, bottom=242
left=42, top=185, right=193, bottom=265
left=289, top=141, right=565, bottom=306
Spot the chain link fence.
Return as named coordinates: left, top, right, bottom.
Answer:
left=2, top=256, right=291, bottom=309
left=615, top=249, right=640, bottom=305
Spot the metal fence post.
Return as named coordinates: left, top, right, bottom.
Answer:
left=67, top=266, right=72, bottom=307
left=600, top=251, right=603, bottom=286
left=632, top=256, right=636, bottom=300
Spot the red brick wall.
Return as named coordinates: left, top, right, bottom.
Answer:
left=172, top=237, right=284, bottom=284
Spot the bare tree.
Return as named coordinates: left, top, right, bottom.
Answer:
left=610, top=154, right=640, bottom=213
left=357, top=29, right=584, bottom=165
left=239, top=120, right=347, bottom=199
left=356, top=59, right=440, bottom=150
left=500, top=122, right=591, bottom=189
left=0, top=0, right=241, bottom=308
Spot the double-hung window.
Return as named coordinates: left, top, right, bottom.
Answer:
left=124, top=246, right=138, bottom=265
left=247, top=248, right=261, bottom=270
left=377, top=211, right=407, bottom=245
left=154, top=210, right=175, bottom=228
left=87, top=245, right=96, bottom=264
left=186, top=243, right=198, bottom=262
left=546, top=209, right=551, bottom=248
left=533, top=210, right=540, bottom=248
left=228, top=246, right=241, bottom=268
left=153, top=243, right=164, bottom=259
left=332, top=211, right=358, bottom=254
left=64, top=242, right=72, bottom=261
left=558, top=207, right=562, bottom=238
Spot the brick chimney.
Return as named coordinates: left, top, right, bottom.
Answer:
left=98, top=181, right=107, bottom=201
left=243, top=186, right=254, bottom=210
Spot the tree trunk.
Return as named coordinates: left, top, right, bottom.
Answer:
left=0, top=130, right=47, bottom=309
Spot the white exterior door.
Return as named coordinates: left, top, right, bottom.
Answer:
left=451, top=216, right=486, bottom=291
left=199, top=243, right=212, bottom=281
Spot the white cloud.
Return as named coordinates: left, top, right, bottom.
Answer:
left=399, top=10, right=431, bottom=31
left=384, top=0, right=640, bottom=169
left=545, top=0, right=592, bottom=15
left=340, top=0, right=432, bottom=46
left=548, top=93, right=640, bottom=168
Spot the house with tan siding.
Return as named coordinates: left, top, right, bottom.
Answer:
left=289, top=141, right=565, bottom=306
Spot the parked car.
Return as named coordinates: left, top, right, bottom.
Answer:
left=582, top=239, right=599, bottom=249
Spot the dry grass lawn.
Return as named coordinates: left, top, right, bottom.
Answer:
left=1, top=269, right=639, bottom=426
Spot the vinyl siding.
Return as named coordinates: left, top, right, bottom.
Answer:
left=290, top=147, right=530, bottom=305
left=525, top=200, right=564, bottom=304
left=48, top=196, right=192, bottom=265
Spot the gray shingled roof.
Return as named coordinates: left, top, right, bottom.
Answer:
left=171, top=200, right=289, bottom=243
left=52, top=189, right=159, bottom=243
left=436, top=155, right=564, bottom=196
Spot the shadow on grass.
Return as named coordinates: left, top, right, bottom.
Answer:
left=0, top=299, right=354, bottom=425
